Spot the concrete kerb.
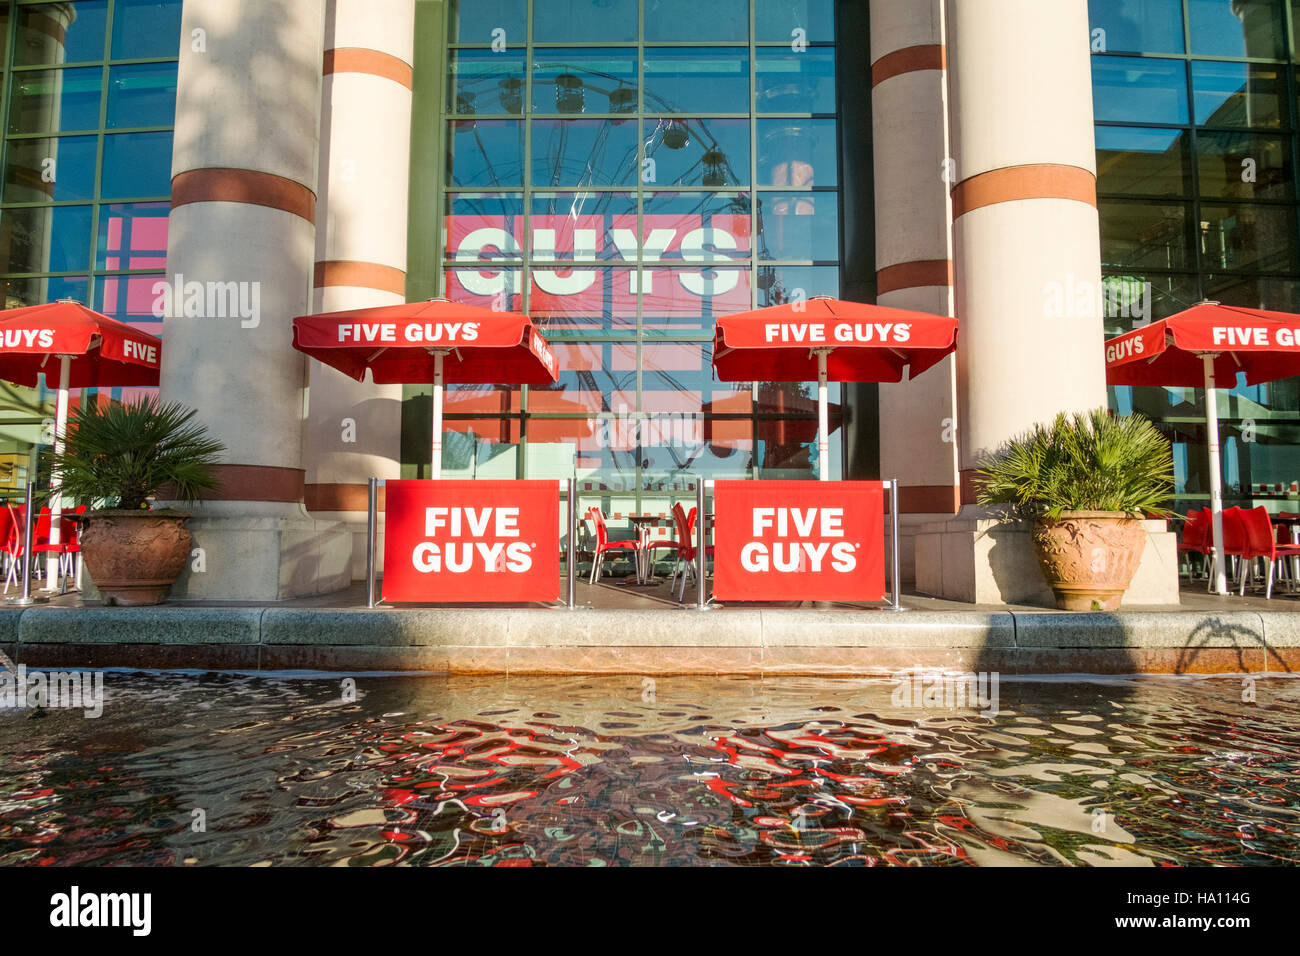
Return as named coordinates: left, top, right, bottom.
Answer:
left=757, top=609, right=1015, bottom=647
left=16, top=605, right=263, bottom=644
left=4, top=604, right=1300, bottom=673
left=0, top=606, right=22, bottom=646
left=1007, top=610, right=1270, bottom=648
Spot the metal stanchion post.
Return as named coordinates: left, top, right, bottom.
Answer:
left=366, top=478, right=378, bottom=609
left=887, top=479, right=905, bottom=611
left=695, top=478, right=711, bottom=610
left=5, top=482, right=39, bottom=606
left=567, top=478, right=577, bottom=609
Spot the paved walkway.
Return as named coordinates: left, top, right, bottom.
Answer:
left=3, top=576, right=1299, bottom=675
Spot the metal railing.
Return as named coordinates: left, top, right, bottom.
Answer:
left=4, top=482, right=38, bottom=606
left=365, top=477, right=580, bottom=610
left=364, top=476, right=904, bottom=613
left=689, top=478, right=903, bottom=612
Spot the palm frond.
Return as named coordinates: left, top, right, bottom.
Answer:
left=974, top=408, right=1173, bottom=521
left=50, top=398, right=225, bottom=510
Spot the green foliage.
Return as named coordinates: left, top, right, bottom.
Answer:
left=51, top=398, right=225, bottom=511
left=975, top=408, right=1173, bottom=521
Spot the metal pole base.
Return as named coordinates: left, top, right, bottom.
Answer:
left=4, top=596, right=45, bottom=606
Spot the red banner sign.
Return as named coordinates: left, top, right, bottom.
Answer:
left=712, top=481, right=886, bottom=602
left=446, top=212, right=752, bottom=317
left=382, top=480, right=560, bottom=603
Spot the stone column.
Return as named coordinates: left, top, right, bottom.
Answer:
left=869, top=0, right=958, bottom=584
left=912, top=0, right=1177, bottom=604
left=302, top=0, right=415, bottom=578
left=160, top=0, right=351, bottom=600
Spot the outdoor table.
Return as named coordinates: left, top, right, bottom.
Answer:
left=621, top=512, right=717, bottom=586
left=626, top=514, right=664, bottom=585
left=1269, top=513, right=1300, bottom=590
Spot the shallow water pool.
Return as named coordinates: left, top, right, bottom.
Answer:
left=2, top=673, right=1298, bottom=866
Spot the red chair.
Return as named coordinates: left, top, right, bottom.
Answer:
left=0, top=505, right=18, bottom=593
left=60, top=505, right=86, bottom=590
left=1178, top=509, right=1210, bottom=580
left=669, top=504, right=715, bottom=602
left=31, top=507, right=71, bottom=590
left=1276, top=511, right=1300, bottom=544
left=665, top=502, right=693, bottom=599
left=586, top=507, right=642, bottom=584
left=1213, top=506, right=1250, bottom=593
left=1241, top=506, right=1300, bottom=599
left=641, top=512, right=681, bottom=583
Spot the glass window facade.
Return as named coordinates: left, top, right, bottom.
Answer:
left=0, top=0, right=179, bottom=497
left=428, top=0, right=842, bottom=495
left=1090, top=0, right=1300, bottom=517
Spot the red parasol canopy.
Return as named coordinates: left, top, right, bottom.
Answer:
left=1104, top=300, right=1300, bottom=596
left=712, top=297, right=957, bottom=480
left=1106, top=302, right=1300, bottom=388
left=0, top=299, right=162, bottom=590
left=292, top=299, right=558, bottom=385
left=293, top=298, right=559, bottom=479
left=0, top=299, right=161, bottom=388
left=711, top=297, right=958, bottom=383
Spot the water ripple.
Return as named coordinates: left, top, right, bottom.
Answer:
left=1, top=674, right=1298, bottom=866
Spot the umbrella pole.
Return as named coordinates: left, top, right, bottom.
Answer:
left=816, top=349, right=830, bottom=481
left=1203, top=355, right=1228, bottom=596
left=46, top=356, right=70, bottom=591
left=431, top=351, right=444, bottom=480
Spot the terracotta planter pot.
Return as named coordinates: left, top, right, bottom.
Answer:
left=1030, top=511, right=1147, bottom=611
left=79, top=510, right=192, bottom=607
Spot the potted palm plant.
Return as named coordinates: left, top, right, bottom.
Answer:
left=51, top=397, right=225, bottom=606
left=975, top=408, right=1174, bottom=611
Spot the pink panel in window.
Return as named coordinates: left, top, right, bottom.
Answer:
left=132, top=216, right=168, bottom=252
left=101, top=276, right=120, bottom=312
left=126, top=275, right=164, bottom=316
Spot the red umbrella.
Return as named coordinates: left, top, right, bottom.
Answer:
left=293, top=299, right=558, bottom=478
left=712, top=297, right=958, bottom=479
left=0, top=299, right=162, bottom=587
left=0, top=299, right=161, bottom=388
left=1105, top=300, right=1300, bottom=594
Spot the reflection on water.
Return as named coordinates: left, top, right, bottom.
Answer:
left=1, top=674, right=1298, bottom=866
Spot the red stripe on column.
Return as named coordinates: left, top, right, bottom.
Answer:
left=172, top=168, right=316, bottom=224
left=305, top=482, right=383, bottom=512
left=200, top=465, right=305, bottom=503
left=871, top=44, right=946, bottom=87
left=313, top=260, right=407, bottom=296
left=898, top=485, right=960, bottom=515
left=323, top=48, right=414, bottom=90
left=951, top=164, right=1097, bottom=219
left=877, top=259, right=953, bottom=295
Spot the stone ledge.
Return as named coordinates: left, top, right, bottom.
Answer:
left=5, top=604, right=1300, bottom=674
left=757, top=609, right=1015, bottom=647
left=0, top=607, right=22, bottom=644
left=16, top=607, right=264, bottom=645
left=1009, top=610, right=1268, bottom=648
left=260, top=607, right=510, bottom=647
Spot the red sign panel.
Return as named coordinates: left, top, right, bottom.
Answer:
left=712, top=481, right=886, bottom=602
left=445, top=212, right=752, bottom=317
left=382, top=480, right=560, bottom=603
